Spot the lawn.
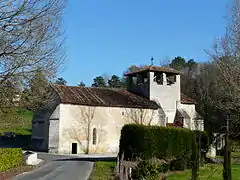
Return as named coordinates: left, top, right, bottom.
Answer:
left=89, top=161, right=116, bottom=180
left=167, top=164, right=240, bottom=180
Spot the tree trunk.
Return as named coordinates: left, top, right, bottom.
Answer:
left=86, top=123, right=91, bottom=154
left=191, top=136, right=199, bottom=180
left=223, top=118, right=232, bottom=180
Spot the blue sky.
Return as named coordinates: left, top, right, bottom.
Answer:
left=61, top=0, right=229, bottom=86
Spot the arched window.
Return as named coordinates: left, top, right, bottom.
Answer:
left=93, top=128, right=97, bottom=145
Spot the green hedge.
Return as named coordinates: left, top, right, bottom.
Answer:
left=0, top=148, right=22, bottom=171
left=119, top=124, right=196, bottom=161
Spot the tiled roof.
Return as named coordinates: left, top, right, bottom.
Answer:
left=53, top=85, right=160, bottom=109
left=124, top=65, right=181, bottom=76
left=180, top=93, right=196, bottom=104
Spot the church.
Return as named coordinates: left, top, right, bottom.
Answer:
left=31, top=66, right=204, bottom=154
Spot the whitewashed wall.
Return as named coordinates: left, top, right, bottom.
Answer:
left=181, top=104, right=204, bottom=131
left=58, top=104, right=161, bottom=154
left=149, top=73, right=181, bottom=123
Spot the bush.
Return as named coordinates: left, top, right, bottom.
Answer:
left=131, top=158, right=167, bottom=180
left=0, top=148, right=22, bottom=171
left=170, top=156, right=188, bottom=171
left=119, top=124, right=196, bottom=162
left=157, top=159, right=169, bottom=173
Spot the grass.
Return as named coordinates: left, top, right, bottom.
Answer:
left=167, top=164, right=240, bottom=180
left=89, top=161, right=116, bottom=180
left=0, top=108, right=33, bottom=148
left=0, top=109, right=33, bottom=135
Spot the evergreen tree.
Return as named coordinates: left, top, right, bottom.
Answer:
left=92, top=76, right=106, bottom=87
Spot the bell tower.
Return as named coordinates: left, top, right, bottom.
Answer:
left=125, top=66, right=181, bottom=123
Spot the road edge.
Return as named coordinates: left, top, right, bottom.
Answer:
left=14, top=159, right=45, bottom=178
left=86, top=162, right=94, bottom=180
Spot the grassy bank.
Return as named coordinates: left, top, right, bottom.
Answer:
left=167, top=164, right=240, bottom=180
left=0, top=109, right=33, bottom=135
left=89, top=161, right=115, bottom=180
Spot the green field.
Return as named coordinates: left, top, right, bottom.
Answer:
left=0, top=109, right=33, bottom=135
left=167, top=164, right=240, bottom=180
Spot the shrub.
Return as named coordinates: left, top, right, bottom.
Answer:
left=157, top=159, right=169, bottom=173
left=131, top=158, right=165, bottom=180
left=0, top=148, right=22, bottom=171
left=119, top=124, right=196, bottom=162
left=170, top=156, right=188, bottom=171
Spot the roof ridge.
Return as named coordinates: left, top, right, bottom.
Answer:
left=54, top=84, right=127, bottom=91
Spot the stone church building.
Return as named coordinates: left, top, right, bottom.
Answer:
left=31, top=66, right=204, bottom=154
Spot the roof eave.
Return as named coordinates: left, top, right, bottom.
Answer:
left=59, top=102, right=159, bottom=110
left=181, top=102, right=196, bottom=105
left=124, top=69, right=181, bottom=76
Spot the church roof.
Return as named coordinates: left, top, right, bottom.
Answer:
left=53, top=85, right=196, bottom=108
left=53, top=85, right=160, bottom=109
left=180, top=93, right=196, bottom=104
left=124, top=66, right=181, bottom=76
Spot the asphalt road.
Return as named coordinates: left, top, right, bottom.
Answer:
left=14, top=153, right=94, bottom=180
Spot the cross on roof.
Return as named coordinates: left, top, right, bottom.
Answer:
left=151, top=56, right=154, bottom=66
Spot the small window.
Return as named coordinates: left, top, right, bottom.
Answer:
left=122, top=111, right=125, bottom=116
left=93, top=128, right=97, bottom=145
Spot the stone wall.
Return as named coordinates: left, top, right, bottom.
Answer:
left=58, top=104, right=161, bottom=154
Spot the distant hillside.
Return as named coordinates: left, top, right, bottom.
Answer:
left=0, top=109, right=33, bottom=135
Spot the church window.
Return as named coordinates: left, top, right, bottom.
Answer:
left=93, top=128, right=97, bottom=145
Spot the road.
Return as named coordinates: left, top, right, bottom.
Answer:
left=14, top=153, right=94, bottom=180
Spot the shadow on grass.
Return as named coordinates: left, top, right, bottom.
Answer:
left=53, top=157, right=117, bottom=162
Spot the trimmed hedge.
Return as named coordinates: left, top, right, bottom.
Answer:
left=0, top=148, right=22, bottom=171
left=119, top=124, right=196, bottom=161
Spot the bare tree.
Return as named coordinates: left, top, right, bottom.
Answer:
left=209, top=0, right=240, bottom=93
left=125, top=108, right=156, bottom=125
left=159, top=56, right=171, bottom=67
left=206, top=2, right=240, bottom=178
left=0, top=0, right=66, bottom=109
left=64, top=106, right=107, bottom=154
